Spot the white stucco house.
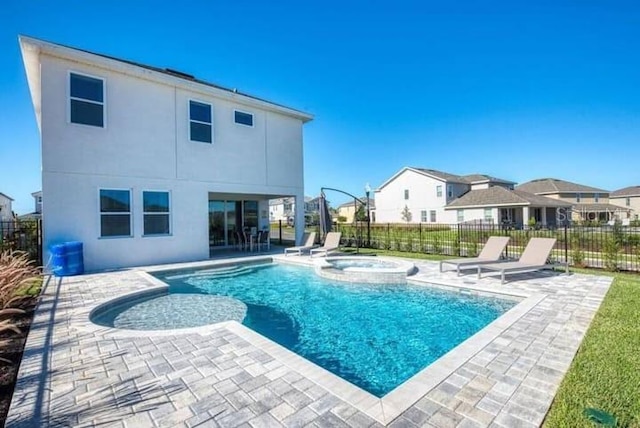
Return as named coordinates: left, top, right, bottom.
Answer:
left=20, top=36, right=313, bottom=271
left=18, top=191, right=42, bottom=221
left=374, top=167, right=570, bottom=227
left=0, top=192, right=14, bottom=223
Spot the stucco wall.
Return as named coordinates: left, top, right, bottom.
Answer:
left=39, top=54, right=305, bottom=271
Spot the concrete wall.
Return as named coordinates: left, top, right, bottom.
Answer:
left=39, top=54, right=305, bottom=271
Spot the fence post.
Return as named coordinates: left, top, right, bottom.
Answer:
left=278, top=220, right=282, bottom=245
left=419, top=223, right=422, bottom=252
left=457, top=223, right=462, bottom=256
left=564, top=225, right=568, bottom=266
left=387, top=223, right=390, bottom=248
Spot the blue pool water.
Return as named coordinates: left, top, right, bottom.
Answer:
left=144, top=263, right=516, bottom=397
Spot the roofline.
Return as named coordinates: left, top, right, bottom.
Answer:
left=611, top=193, right=640, bottom=198
left=444, top=202, right=530, bottom=210
left=19, top=35, right=314, bottom=124
left=375, top=167, right=453, bottom=192
left=0, top=193, right=14, bottom=201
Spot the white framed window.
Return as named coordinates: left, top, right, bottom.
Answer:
left=99, top=189, right=131, bottom=238
left=626, top=197, right=631, bottom=207
left=457, top=209, right=464, bottom=223
left=447, top=185, right=453, bottom=198
left=234, top=110, right=254, bottom=127
left=69, top=72, right=105, bottom=127
left=404, top=189, right=409, bottom=200
left=421, top=210, right=427, bottom=222
left=576, top=193, right=582, bottom=203
left=436, top=185, right=442, bottom=198
left=594, top=193, right=600, bottom=203
left=143, top=191, right=171, bottom=236
left=189, top=100, right=213, bottom=143
left=430, top=210, right=436, bottom=222
left=484, top=208, right=493, bottom=221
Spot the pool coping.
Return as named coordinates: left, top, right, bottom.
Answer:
left=75, top=255, right=544, bottom=425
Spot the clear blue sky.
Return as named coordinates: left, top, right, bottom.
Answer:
left=1, top=1, right=639, bottom=213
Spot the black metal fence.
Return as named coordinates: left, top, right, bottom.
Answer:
left=0, top=220, right=42, bottom=265
left=304, top=222, right=640, bottom=272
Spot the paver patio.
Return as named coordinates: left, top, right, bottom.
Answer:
left=7, top=255, right=612, bottom=427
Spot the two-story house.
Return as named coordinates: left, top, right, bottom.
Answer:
left=336, top=196, right=375, bottom=224
left=21, top=36, right=313, bottom=271
left=18, top=191, right=43, bottom=220
left=374, top=167, right=571, bottom=226
left=610, top=186, right=640, bottom=220
left=516, top=178, right=630, bottom=223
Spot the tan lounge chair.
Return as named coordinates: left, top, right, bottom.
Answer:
left=284, top=232, right=317, bottom=256
left=477, top=237, right=564, bottom=284
left=310, top=232, right=342, bottom=257
left=440, top=236, right=510, bottom=275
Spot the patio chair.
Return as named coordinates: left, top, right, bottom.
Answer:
left=477, top=237, right=564, bottom=284
left=310, top=232, right=342, bottom=257
left=284, top=232, right=317, bottom=256
left=439, top=236, right=510, bottom=275
left=257, top=230, right=270, bottom=251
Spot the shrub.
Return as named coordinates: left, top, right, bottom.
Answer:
left=571, top=234, right=586, bottom=268
left=468, top=238, right=479, bottom=257
left=0, top=250, right=41, bottom=309
left=603, top=237, right=620, bottom=272
left=431, top=236, right=442, bottom=254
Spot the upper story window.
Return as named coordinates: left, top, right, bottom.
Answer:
left=234, top=110, right=254, bottom=127
left=627, top=197, right=631, bottom=207
left=404, top=189, right=409, bottom=200
left=99, top=189, right=131, bottom=238
left=143, top=191, right=171, bottom=236
left=594, top=193, right=600, bottom=203
left=189, top=100, right=212, bottom=143
left=576, top=193, right=582, bottom=203
left=436, top=185, right=442, bottom=198
left=69, top=72, right=104, bottom=127
left=447, top=185, right=453, bottom=198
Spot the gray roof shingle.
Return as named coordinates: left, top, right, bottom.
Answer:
left=610, top=186, right=640, bottom=198
left=516, top=178, right=608, bottom=195
left=445, top=187, right=572, bottom=209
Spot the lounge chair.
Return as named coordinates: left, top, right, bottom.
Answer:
left=477, top=237, right=564, bottom=284
left=284, top=232, right=317, bottom=256
left=439, top=236, right=510, bottom=275
left=310, top=232, right=342, bottom=257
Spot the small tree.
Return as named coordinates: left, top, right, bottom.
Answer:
left=603, top=236, right=620, bottom=272
left=355, top=205, right=367, bottom=222
left=401, top=205, right=412, bottom=223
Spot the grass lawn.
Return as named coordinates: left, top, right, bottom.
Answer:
left=543, top=270, right=640, bottom=427
left=342, top=248, right=640, bottom=427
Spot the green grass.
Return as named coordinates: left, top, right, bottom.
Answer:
left=544, top=270, right=640, bottom=427
left=14, top=277, right=43, bottom=297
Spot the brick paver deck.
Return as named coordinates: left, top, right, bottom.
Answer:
left=7, top=255, right=612, bottom=427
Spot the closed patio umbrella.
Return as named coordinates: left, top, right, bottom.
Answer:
left=319, top=192, right=332, bottom=238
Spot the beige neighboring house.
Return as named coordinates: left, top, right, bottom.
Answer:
left=610, top=186, right=640, bottom=220
left=516, top=178, right=630, bottom=223
left=444, top=186, right=572, bottom=227
left=336, top=197, right=375, bottom=224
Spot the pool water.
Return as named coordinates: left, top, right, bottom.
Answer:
left=154, top=263, right=515, bottom=397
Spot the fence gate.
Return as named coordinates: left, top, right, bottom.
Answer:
left=0, top=220, right=43, bottom=265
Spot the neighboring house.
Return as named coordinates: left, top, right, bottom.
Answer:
left=18, top=191, right=43, bottom=220
left=444, top=186, right=572, bottom=227
left=0, top=192, right=14, bottom=222
left=516, top=178, right=630, bottom=222
left=336, top=197, right=375, bottom=224
left=21, top=36, right=313, bottom=271
left=374, top=167, right=516, bottom=224
left=610, top=186, right=640, bottom=220
left=269, top=196, right=318, bottom=224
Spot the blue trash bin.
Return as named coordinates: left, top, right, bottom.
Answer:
left=51, top=241, right=84, bottom=276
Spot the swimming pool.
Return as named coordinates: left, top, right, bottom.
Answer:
left=93, top=263, right=515, bottom=397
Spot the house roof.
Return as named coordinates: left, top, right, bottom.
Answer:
left=610, top=186, right=640, bottom=198
left=411, top=168, right=468, bottom=184
left=462, top=174, right=516, bottom=185
left=0, top=192, right=14, bottom=201
left=445, top=187, right=572, bottom=209
left=337, top=197, right=375, bottom=209
left=31, top=190, right=42, bottom=197
left=19, top=35, right=313, bottom=131
left=516, top=178, right=608, bottom=195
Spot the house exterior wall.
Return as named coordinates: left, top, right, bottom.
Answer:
left=33, top=192, right=43, bottom=214
left=37, top=52, right=306, bottom=271
left=0, top=195, right=12, bottom=222
left=543, top=192, right=610, bottom=204
left=375, top=169, right=458, bottom=223
left=610, top=196, right=640, bottom=219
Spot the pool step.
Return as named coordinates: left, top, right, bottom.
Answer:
left=165, top=265, right=254, bottom=280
